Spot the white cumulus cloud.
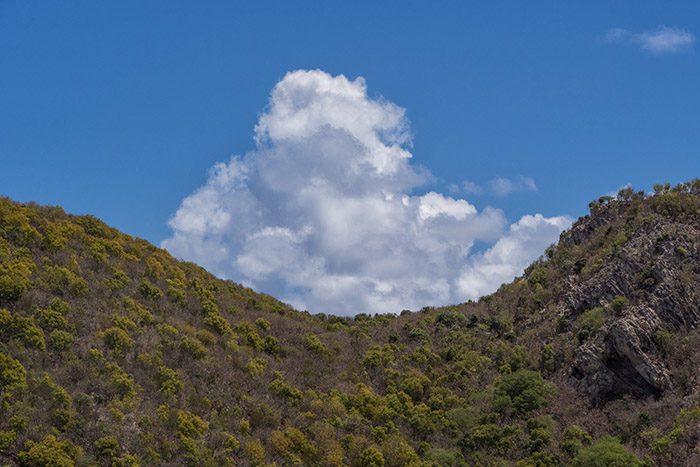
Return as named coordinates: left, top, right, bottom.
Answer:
left=162, top=69, right=571, bottom=315
left=457, top=214, right=572, bottom=300
left=605, top=25, right=696, bottom=54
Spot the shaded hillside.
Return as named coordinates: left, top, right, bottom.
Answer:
left=1, top=182, right=700, bottom=466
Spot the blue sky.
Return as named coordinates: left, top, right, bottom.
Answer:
left=2, top=2, right=699, bottom=314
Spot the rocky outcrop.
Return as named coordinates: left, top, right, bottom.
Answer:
left=557, top=200, right=700, bottom=402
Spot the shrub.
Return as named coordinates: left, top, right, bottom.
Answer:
left=400, top=371, right=430, bottom=402
left=255, top=318, right=271, bottom=331
left=360, top=447, right=385, bottom=467
left=577, top=307, right=605, bottom=341
left=269, top=375, right=303, bottom=404
left=158, top=366, right=183, bottom=397
left=76, top=214, right=111, bottom=238
left=494, top=369, right=556, bottom=414
left=111, top=314, right=137, bottom=332
left=111, top=455, right=139, bottom=467
left=139, top=279, right=163, bottom=300
left=49, top=298, right=70, bottom=315
left=122, top=298, right=154, bottom=325
left=0, top=308, right=10, bottom=327
left=145, top=256, right=165, bottom=280
left=48, top=329, right=74, bottom=351
left=0, top=352, right=26, bottom=391
left=611, top=296, right=629, bottom=314
left=244, top=358, right=267, bottom=378
left=263, top=335, right=281, bottom=356
left=270, top=427, right=317, bottom=464
left=178, top=410, right=208, bottom=438
left=10, top=315, right=46, bottom=349
left=539, top=344, right=555, bottom=373
left=572, top=436, right=641, bottom=466
left=423, top=448, right=461, bottom=466
left=408, top=328, right=429, bottom=340
left=180, top=336, right=207, bottom=359
left=0, top=261, right=32, bottom=302
left=239, top=419, right=250, bottom=436
left=52, top=408, right=75, bottom=431
left=166, top=283, right=188, bottom=306
left=0, top=430, right=16, bottom=450
left=223, top=433, right=240, bottom=451
left=42, top=265, right=87, bottom=296
left=17, top=434, right=80, bottom=467
left=195, top=329, right=216, bottom=346
left=104, top=269, right=130, bottom=291
left=303, top=333, right=328, bottom=354
left=204, top=312, right=232, bottom=335
left=102, top=327, right=133, bottom=357
left=243, top=439, right=265, bottom=464
left=107, top=365, right=136, bottom=399
left=156, top=323, right=178, bottom=338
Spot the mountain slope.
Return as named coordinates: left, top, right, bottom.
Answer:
left=1, top=182, right=700, bottom=466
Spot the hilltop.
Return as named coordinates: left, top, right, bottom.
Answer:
left=1, top=181, right=700, bottom=466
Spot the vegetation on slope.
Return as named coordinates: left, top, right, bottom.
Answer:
left=1, top=181, right=700, bottom=466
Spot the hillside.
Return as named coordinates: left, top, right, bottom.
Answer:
left=1, top=181, right=700, bottom=466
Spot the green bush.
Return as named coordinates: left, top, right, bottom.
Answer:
left=111, top=314, right=137, bottom=331
left=52, top=408, right=75, bottom=431
left=177, top=410, right=208, bottom=438
left=196, top=329, right=216, bottom=346
left=17, top=434, right=80, bottom=467
left=122, top=298, right=154, bottom=325
left=48, top=329, right=74, bottom=351
left=539, top=344, right=555, bottom=373
left=203, top=312, right=232, bottom=335
left=180, top=336, right=207, bottom=359
left=572, top=436, right=641, bottom=466
left=0, top=429, right=16, bottom=450
left=49, top=298, right=70, bottom=315
left=158, top=366, right=183, bottom=397
left=245, top=332, right=263, bottom=351
left=494, top=370, right=556, bottom=414
left=255, top=318, right=271, bottom=331
left=104, top=269, right=131, bottom=291
left=102, top=327, right=133, bottom=357
left=139, top=279, right=163, bottom=300
left=423, top=448, right=462, bottom=466
left=10, top=315, right=46, bottom=349
left=243, top=439, right=266, bottom=464
left=42, top=265, right=87, bottom=296
left=360, top=447, right=385, bottom=467
left=611, top=296, right=629, bottom=314
left=145, top=256, right=165, bottom=280
left=166, top=283, right=188, bottom=306
left=0, top=261, right=32, bottom=302
left=408, top=328, right=429, bottom=340
left=104, top=364, right=136, bottom=399
left=269, top=376, right=303, bottom=404
left=244, top=357, right=267, bottom=378
left=92, top=436, right=119, bottom=458
left=263, top=335, right=281, bottom=356
left=303, top=333, right=328, bottom=354
left=577, top=307, right=605, bottom=341
left=0, top=352, right=26, bottom=391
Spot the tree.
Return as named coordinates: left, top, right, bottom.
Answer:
left=572, top=437, right=641, bottom=466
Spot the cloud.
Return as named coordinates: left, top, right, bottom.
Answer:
left=460, top=181, right=484, bottom=195
left=489, top=176, right=537, bottom=197
left=457, top=214, right=572, bottom=300
left=605, top=25, right=696, bottom=54
left=162, top=69, right=571, bottom=315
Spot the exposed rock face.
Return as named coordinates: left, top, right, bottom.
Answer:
left=557, top=202, right=700, bottom=402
